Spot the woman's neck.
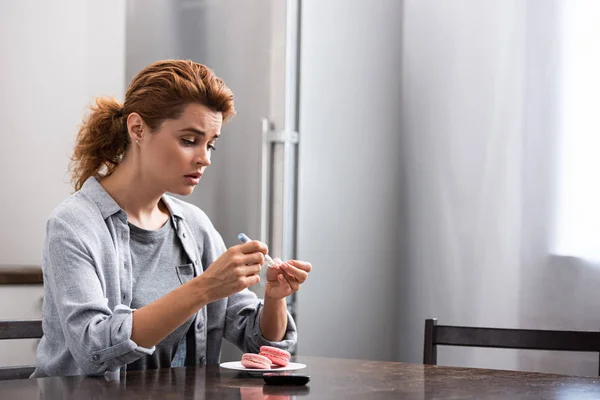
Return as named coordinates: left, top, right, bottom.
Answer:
left=100, top=162, right=170, bottom=230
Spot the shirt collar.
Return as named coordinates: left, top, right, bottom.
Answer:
left=80, top=176, right=186, bottom=221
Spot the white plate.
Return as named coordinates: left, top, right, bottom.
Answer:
left=219, top=361, right=307, bottom=373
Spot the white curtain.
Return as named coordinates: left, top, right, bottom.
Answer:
left=399, top=0, right=600, bottom=376
left=553, top=0, right=600, bottom=262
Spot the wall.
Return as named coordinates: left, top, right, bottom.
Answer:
left=398, top=0, right=526, bottom=370
left=296, top=0, right=403, bottom=361
left=0, top=1, right=126, bottom=265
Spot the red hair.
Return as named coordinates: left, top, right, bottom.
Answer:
left=70, top=60, right=236, bottom=191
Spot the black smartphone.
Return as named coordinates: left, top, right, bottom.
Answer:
left=263, top=372, right=310, bottom=386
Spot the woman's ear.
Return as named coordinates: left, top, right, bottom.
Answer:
left=127, top=112, right=145, bottom=143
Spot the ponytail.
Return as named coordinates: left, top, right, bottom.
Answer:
left=70, top=97, right=129, bottom=191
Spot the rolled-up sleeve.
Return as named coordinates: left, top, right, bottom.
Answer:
left=44, top=217, right=154, bottom=375
left=223, top=289, right=297, bottom=354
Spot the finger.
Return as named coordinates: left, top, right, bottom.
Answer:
left=271, top=263, right=282, bottom=272
left=279, top=269, right=300, bottom=291
left=242, top=274, right=261, bottom=288
left=278, top=274, right=288, bottom=286
left=270, top=258, right=284, bottom=271
left=278, top=273, right=295, bottom=291
left=288, top=259, right=312, bottom=273
left=284, top=273, right=300, bottom=291
left=280, top=263, right=308, bottom=283
left=237, top=263, right=262, bottom=277
left=239, top=252, right=265, bottom=266
left=239, top=240, right=269, bottom=255
left=279, top=267, right=298, bottom=283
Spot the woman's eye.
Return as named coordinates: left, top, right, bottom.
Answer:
left=181, top=138, right=195, bottom=146
left=208, top=144, right=217, bottom=151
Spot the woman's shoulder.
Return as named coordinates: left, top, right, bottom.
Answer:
left=47, top=190, right=104, bottom=229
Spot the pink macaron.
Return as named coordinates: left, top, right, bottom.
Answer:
left=241, top=353, right=272, bottom=369
left=259, top=346, right=291, bottom=367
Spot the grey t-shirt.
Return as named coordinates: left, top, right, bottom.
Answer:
left=126, top=219, right=196, bottom=371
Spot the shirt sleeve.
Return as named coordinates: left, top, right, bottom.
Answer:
left=223, top=289, right=297, bottom=353
left=43, top=216, right=154, bottom=375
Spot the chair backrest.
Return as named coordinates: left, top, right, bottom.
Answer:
left=423, top=318, right=600, bottom=376
left=0, top=320, right=43, bottom=380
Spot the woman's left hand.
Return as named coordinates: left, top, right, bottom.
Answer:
left=264, top=259, right=312, bottom=299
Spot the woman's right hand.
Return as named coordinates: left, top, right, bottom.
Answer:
left=196, top=240, right=268, bottom=303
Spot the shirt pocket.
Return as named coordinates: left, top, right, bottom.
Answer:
left=176, top=263, right=195, bottom=285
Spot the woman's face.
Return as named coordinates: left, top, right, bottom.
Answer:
left=136, top=103, right=222, bottom=196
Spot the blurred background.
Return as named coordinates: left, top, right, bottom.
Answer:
left=1, top=0, right=600, bottom=377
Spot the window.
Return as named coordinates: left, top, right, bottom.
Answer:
left=553, top=0, right=600, bottom=261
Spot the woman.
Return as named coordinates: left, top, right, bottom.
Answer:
left=32, top=60, right=311, bottom=377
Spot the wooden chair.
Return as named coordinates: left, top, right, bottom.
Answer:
left=423, top=318, right=600, bottom=376
left=0, top=320, right=43, bottom=380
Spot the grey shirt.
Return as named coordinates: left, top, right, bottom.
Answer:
left=32, top=177, right=297, bottom=378
left=126, top=220, right=195, bottom=371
